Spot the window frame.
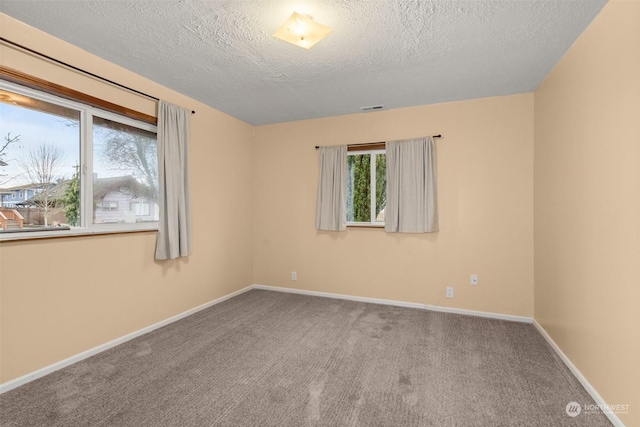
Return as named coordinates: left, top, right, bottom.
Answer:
left=0, top=80, right=159, bottom=241
left=346, top=147, right=386, bottom=228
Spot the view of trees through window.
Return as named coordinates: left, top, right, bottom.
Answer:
left=0, top=84, right=158, bottom=233
left=347, top=151, right=386, bottom=224
left=92, top=116, right=157, bottom=225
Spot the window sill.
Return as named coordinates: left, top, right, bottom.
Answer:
left=0, top=223, right=158, bottom=242
left=347, top=223, right=385, bottom=229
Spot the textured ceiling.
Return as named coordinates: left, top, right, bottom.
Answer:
left=0, top=0, right=607, bottom=125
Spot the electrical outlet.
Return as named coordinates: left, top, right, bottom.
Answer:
left=446, top=287, right=454, bottom=299
left=470, top=275, right=478, bottom=286
left=291, top=271, right=297, bottom=281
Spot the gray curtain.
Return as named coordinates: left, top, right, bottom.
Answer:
left=316, top=145, right=347, bottom=231
left=155, top=100, right=192, bottom=260
left=385, top=137, right=438, bottom=233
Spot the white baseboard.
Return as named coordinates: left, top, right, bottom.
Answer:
left=251, top=284, right=533, bottom=323
left=0, top=285, right=254, bottom=394
left=533, top=320, right=625, bottom=427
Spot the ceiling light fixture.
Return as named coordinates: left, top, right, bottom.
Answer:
left=273, top=12, right=332, bottom=50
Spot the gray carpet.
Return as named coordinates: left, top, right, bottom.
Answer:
left=1, top=289, right=612, bottom=426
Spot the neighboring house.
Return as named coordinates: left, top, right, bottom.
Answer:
left=0, top=183, right=48, bottom=208
left=0, top=189, right=12, bottom=207
left=15, top=181, right=69, bottom=226
left=4, top=176, right=157, bottom=225
left=93, top=176, right=158, bottom=224
left=16, top=181, right=68, bottom=208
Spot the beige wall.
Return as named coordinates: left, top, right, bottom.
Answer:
left=254, top=94, right=534, bottom=317
left=534, top=1, right=640, bottom=425
left=0, top=14, right=255, bottom=383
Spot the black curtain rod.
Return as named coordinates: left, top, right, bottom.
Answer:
left=315, top=135, right=442, bottom=149
left=0, top=37, right=195, bottom=115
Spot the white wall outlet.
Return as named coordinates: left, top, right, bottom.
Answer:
left=470, top=275, right=478, bottom=286
left=446, top=287, right=454, bottom=299
left=291, top=271, right=297, bottom=281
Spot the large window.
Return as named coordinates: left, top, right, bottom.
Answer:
left=0, top=81, right=158, bottom=237
left=347, top=149, right=386, bottom=226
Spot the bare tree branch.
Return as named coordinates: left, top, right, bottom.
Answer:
left=18, top=143, right=65, bottom=226
left=0, top=133, right=22, bottom=185
left=0, top=133, right=19, bottom=160
left=100, top=130, right=158, bottom=199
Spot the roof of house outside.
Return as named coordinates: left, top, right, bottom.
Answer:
left=0, top=183, right=50, bottom=192
left=93, top=176, right=154, bottom=200
left=16, top=181, right=69, bottom=207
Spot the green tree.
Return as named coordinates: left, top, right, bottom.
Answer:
left=64, top=165, right=80, bottom=226
left=348, top=154, right=371, bottom=222
left=347, top=153, right=386, bottom=222
left=375, top=154, right=386, bottom=219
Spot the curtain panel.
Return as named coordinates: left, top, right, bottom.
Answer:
left=155, top=100, right=192, bottom=260
left=316, top=145, right=347, bottom=231
left=385, top=137, right=438, bottom=233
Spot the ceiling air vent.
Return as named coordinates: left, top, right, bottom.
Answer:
left=360, top=105, right=383, bottom=112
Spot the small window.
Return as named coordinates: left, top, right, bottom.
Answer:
left=347, top=149, right=386, bottom=226
left=101, top=200, right=118, bottom=211
left=130, top=201, right=150, bottom=216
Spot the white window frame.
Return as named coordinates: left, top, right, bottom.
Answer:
left=0, top=80, right=158, bottom=241
left=346, top=148, right=386, bottom=228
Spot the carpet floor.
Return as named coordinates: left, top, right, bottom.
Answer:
left=1, top=289, right=612, bottom=426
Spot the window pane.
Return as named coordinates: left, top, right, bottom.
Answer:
left=375, top=153, right=386, bottom=222
left=0, top=89, right=80, bottom=231
left=347, top=154, right=371, bottom=222
left=92, top=116, right=158, bottom=224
